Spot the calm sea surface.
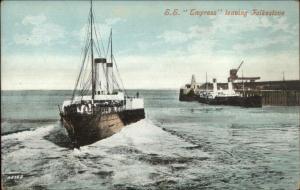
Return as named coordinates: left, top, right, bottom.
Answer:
left=1, top=90, right=300, bottom=189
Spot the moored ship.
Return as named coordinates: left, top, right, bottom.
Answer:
left=59, top=1, right=145, bottom=147
left=198, top=79, right=262, bottom=107
left=179, top=59, right=300, bottom=106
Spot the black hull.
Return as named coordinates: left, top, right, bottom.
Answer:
left=60, top=109, right=145, bottom=147
left=198, top=95, right=262, bottom=108
left=179, top=89, right=199, bottom=101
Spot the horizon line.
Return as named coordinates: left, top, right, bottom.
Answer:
left=0, top=88, right=179, bottom=91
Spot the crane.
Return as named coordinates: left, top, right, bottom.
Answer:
left=228, top=60, right=260, bottom=82
left=236, top=61, right=244, bottom=72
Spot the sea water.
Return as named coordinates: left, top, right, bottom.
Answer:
left=1, top=90, right=299, bottom=189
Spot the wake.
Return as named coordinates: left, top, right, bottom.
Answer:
left=2, top=124, right=57, bottom=141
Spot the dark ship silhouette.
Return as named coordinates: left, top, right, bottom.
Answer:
left=179, top=61, right=263, bottom=108
left=198, top=78, right=262, bottom=108
left=59, top=0, right=145, bottom=148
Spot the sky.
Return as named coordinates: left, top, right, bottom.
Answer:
left=1, top=0, right=299, bottom=90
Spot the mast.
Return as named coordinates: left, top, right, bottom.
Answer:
left=106, top=32, right=110, bottom=94
left=111, top=29, right=113, bottom=69
left=110, top=29, right=113, bottom=93
left=205, top=72, right=208, bottom=91
left=242, top=70, right=245, bottom=96
left=90, top=0, right=95, bottom=99
left=106, top=29, right=113, bottom=94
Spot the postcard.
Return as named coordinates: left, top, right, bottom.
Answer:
left=1, top=0, right=299, bottom=189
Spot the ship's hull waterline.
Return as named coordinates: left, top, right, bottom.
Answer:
left=179, top=89, right=199, bottom=102
left=198, top=95, right=262, bottom=108
left=60, top=109, right=145, bottom=147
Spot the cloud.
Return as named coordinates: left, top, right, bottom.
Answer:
left=14, top=15, right=66, bottom=46
left=115, top=49, right=298, bottom=89
left=22, top=14, right=47, bottom=26
left=232, top=35, right=293, bottom=52
left=211, top=15, right=294, bottom=35
left=158, top=15, right=295, bottom=45
left=136, top=15, right=299, bottom=88
left=273, top=17, right=289, bottom=32
left=157, top=30, right=190, bottom=44
left=157, top=25, right=212, bottom=44
left=73, top=17, right=126, bottom=44
left=3, top=7, right=298, bottom=90
left=1, top=54, right=79, bottom=90
left=98, top=17, right=126, bottom=38
left=105, top=18, right=125, bottom=25
left=2, top=49, right=297, bottom=90
left=155, top=14, right=299, bottom=63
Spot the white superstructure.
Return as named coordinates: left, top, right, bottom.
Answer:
left=62, top=91, right=144, bottom=114
left=199, top=78, right=240, bottom=99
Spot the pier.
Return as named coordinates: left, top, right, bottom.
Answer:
left=236, top=90, right=300, bottom=106
left=235, top=80, right=300, bottom=106
left=199, top=80, right=300, bottom=106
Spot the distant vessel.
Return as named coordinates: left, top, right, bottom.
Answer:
left=179, top=58, right=300, bottom=106
left=59, top=0, right=145, bottom=147
left=198, top=78, right=262, bottom=108
left=179, top=75, right=201, bottom=101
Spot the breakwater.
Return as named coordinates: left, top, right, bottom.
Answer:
left=236, top=90, right=300, bottom=106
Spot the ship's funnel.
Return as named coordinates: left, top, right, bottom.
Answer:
left=95, top=58, right=107, bottom=64
left=106, top=62, right=113, bottom=94
left=228, top=81, right=233, bottom=93
left=213, top=78, right=217, bottom=92
left=94, top=58, right=107, bottom=94
left=227, top=78, right=234, bottom=93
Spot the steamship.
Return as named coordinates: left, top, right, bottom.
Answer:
left=198, top=78, right=262, bottom=108
left=59, top=1, right=145, bottom=147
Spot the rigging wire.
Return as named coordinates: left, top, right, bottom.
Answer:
left=80, top=46, right=91, bottom=89
left=112, top=55, right=128, bottom=97
left=92, top=15, right=103, bottom=56
left=105, top=32, right=111, bottom=59
left=71, top=50, right=85, bottom=101
left=71, top=10, right=92, bottom=101
left=80, top=55, right=92, bottom=97
left=71, top=5, right=128, bottom=99
left=112, top=73, right=121, bottom=90
left=81, top=71, right=92, bottom=97
left=92, top=9, right=106, bottom=55
left=91, top=9, right=110, bottom=92
left=79, top=42, right=91, bottom=90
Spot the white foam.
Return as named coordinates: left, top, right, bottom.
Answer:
left=2, top=118, right=212, bottom=189
left=75, top=119, right=210, bottom=187
left=97, top=119, right=165, bottom=144
left=84, top=119, right=210, bottom=158
left=2, top=124, right=56, bottom=141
